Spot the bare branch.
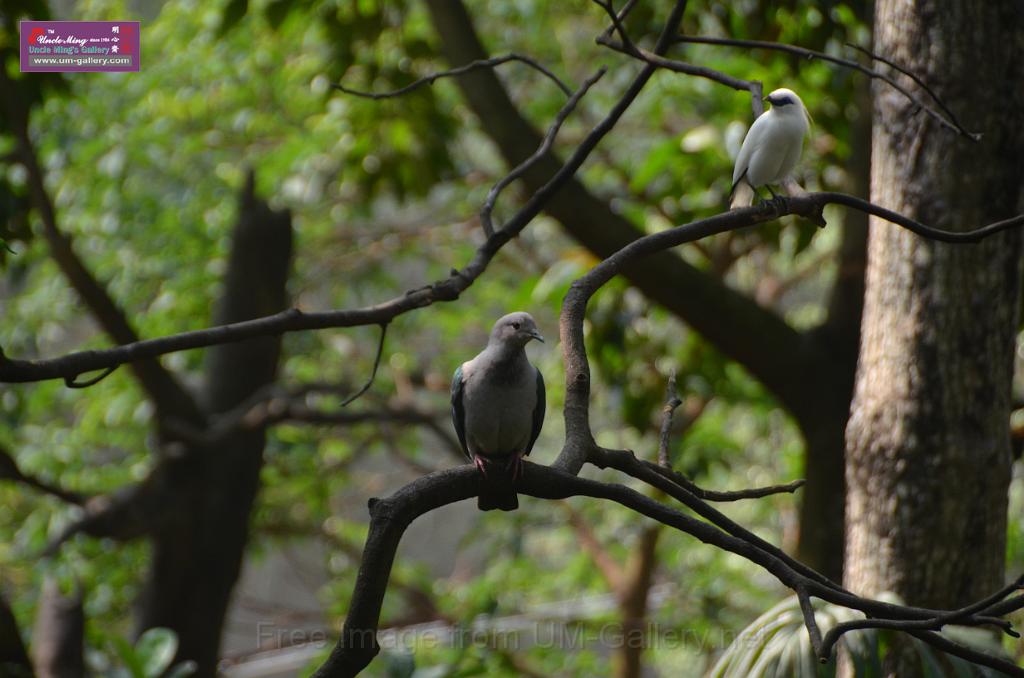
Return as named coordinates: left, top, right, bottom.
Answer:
left=65, top=365, right=118, bottom=389
left=845, top=42, right=971, bottom=137
left=656, top=371, right=683, bottom=467
left=597, top=0, right=640, bottom=41
left=338, top=323, right=388, bottom=407
left=0, top=445, right=87, bottom=505
left=481, top=67, right=607, bottom=236
left=906, top=630, right=1023, bottom=677
left=331, top=53, right=572, bottom=99
left=310, top=463, right=1024, bottom=677
left=592, top=0, right=635, bottom=52
left=599, top=36, right=757, bottom=94
left=554, top=193, right=1024, bottom=472
left=796, top=585, right=824, bottom=658
left=1, top=192, right=1017, bottom=388
left=818, top=575, right=1024, bottom=661
left=640, top=456, right=804, bottom=502
left=675, top=35, right=980, bottom=140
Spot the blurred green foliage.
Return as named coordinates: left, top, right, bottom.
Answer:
left=5, top=0, right=1017, bottom=676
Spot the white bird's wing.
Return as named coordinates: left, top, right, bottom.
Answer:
left=776, top=131, right=805, bottom=184
left=731, top=112, right=771, bottom=190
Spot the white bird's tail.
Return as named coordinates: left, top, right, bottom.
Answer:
left=729, top=182, right=754, bottom=209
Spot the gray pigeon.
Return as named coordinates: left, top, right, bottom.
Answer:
left=451, top=312, right=546, bottom=511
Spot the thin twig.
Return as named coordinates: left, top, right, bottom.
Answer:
left=0, top=445, right=87, bottom=505
left=65, top=365, right=118, bottom=388
left=796, top=585, right=824, bottom=657
left=845, top=42, right=970, bottom=136
left=599, top=35, right=756, bottom=93
left=646, top=459, right=806, bottom=501
left=592, top=0, right=635, bottom=52
left=908, top=630, right=1024, bottom=677
left=818, top=575, right=1024, bottom=660
left=675, top=35, right=980, bottom=140
left=480, top=67, right=606, bottom=236
left=340, top=323, right=388, bottom=407
left=332, top=53, right=572, bottom=99
left=656, top=371, right=683, bottom=467
left=598, top=0, right=640, bottom=41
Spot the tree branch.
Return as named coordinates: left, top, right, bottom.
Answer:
left=656, top=372, right=682, bottom=468
left=0, top=589, right=32, bottom=678
left=1, top=194, right=1016, bottom=392
left=310, top=463, right=1024, bottom=677
left=0, top=444, right=87, bottom=505
left=332, top=53, right=572, bottom=99
left=553, top=193, right=1024, bottom=471
left=418, top=0, right=852, bottom=430
left=674, top=35, right=980, bottom=140
left=337, top=323, right=388, bottom=408
left=480, top=67, right=607, bottom=236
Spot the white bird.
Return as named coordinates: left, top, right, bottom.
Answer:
left=729, top=88, right=810, bottom=209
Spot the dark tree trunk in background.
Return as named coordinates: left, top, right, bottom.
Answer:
left=796, top=78, right=870, bottom=579
left=136, top=174, right=293, bottom=677
left=0, top=590, right=32, bottom=678
left=844, top=0, right=1024, bottom=672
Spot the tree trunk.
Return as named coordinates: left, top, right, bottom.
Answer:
left=135, top=174, right=292, bottom=677
left=844, top=0, right=1024, bottom=671
left=0, top=589, right=32, bottom=678
left=31, top=578, right=84, bottom=678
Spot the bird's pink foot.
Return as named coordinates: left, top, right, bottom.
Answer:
left=506, top=453, right=525, bottom=483
left=473, top=455, right=489, bottom=479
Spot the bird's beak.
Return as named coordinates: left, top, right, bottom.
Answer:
left=530, top=330, right=545, bottom=343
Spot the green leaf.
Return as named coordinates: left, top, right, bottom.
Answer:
left=135, top=627, right=179, bottom=678
left=111, top=635, right=145, bottom=678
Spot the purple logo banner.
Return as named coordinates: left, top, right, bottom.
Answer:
left=20, top=21, right=140, bottom=73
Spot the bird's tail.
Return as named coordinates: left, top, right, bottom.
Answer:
left=476, top=456, right=521, bottom=511
left=729, top=181, right=755, bottom=209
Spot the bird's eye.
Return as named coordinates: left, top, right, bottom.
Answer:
left=512, top=322, right=521, bottom=330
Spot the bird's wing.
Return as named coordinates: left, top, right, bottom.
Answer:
left=731, top=113, right=769, bottom=190
left=524, top=367, right=546, bottom=457
left=450, top=365, right=471, bottom=461
left=776, top=134, right=804, bottom=183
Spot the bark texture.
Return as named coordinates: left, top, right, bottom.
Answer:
left=844, top=0, right=1024, bottom=651
left=135, top=176, right=292, bottom=677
